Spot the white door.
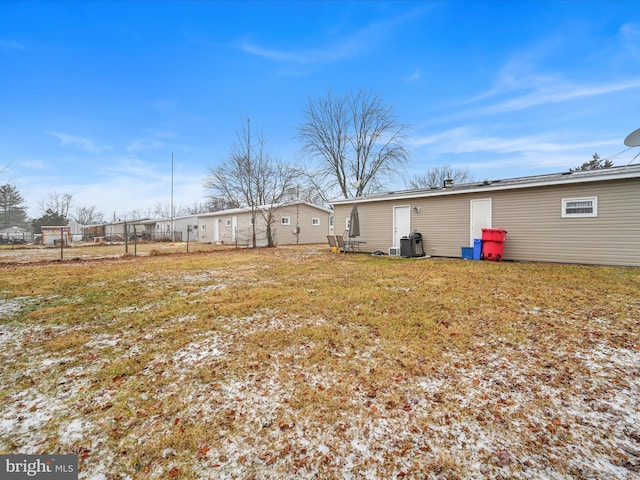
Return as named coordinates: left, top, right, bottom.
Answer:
left=393, top=206, right=411, bottom=247
left=213, top=218, right=220, bottom=242
left=470, top=199, right=492, bottom=244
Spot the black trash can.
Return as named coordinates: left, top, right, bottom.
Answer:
left=401, top=233, right=426, bottom=257
left=400, top=236, right=414, bottom=257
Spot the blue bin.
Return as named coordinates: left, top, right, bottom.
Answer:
left=461, top=247, right=473, bottom=260
left=473, top=239, right=482, bottom=260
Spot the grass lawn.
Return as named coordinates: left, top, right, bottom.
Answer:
left=0, top=245, right=639, bottom=479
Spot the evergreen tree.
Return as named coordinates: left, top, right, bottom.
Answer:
left=571, top=153, right=614, bottom=172
left=31, top=209, right=67, bottom=234
left=0, top=184, right=29, bottom=229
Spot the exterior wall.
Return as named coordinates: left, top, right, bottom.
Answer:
left=84, top=225, right=106, bottom=239
left=197, top=203, right=331, bottom=246
left=173, top=217, right=199, bottom=242
left=270, top=203, right=331, bottom=245
left=198, top=216, right=219, bottom=243
left=491, top=178, right=639, bottom=266
left=228, top=212, right=256, bottom=246
left=68, top=221, right=84, bottom=242
left=334, top=197, right=470, bottom=257
left=197, top=213, right=244, bottom=244
left=333, top=177, right=640, bottom=266
left=42, top=226, right=71, bottom=246
left=103, top=223, right=126, bottom=240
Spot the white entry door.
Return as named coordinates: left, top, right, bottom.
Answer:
left=213, top=218, right=220, bottom=242
left=393, top=205, right=411, bottom=248
left=470, top=199, right=492, bottom=244
left=231, top=216, right=238, bottom=240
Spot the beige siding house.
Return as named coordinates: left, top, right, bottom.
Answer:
left=197, top=202, right=331, bottom=246
left=332, top=164, right=640, bottom=266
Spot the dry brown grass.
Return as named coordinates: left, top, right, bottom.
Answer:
left=0, top=241, right=229, bottom=265
left=0, top=245, right=639, bottom=479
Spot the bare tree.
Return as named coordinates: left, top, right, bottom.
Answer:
left=297, top=89, right=410, bottom=201
left=204, top=118, right=299, bottom=247
left=39, top=192, right=73, bottom=221
left=74, top=205, right=104, bottom=225
left=201, top=196, right=241, bottom=213
left=151, top=202, right=173, bottom=219
left=282, top=184, right=325, bottom=207
left=407, top=164, right=474, bottom=189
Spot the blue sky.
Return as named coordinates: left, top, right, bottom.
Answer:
left=1, top=1, right=639, bottom=219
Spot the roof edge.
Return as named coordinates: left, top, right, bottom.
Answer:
left=332, top=164, right=640, bottom=205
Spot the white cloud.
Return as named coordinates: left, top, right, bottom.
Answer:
left=412, top=126, right=620, bottom=156
left=0, top=40, right=26, bottom=51
left=239, top=6, right=430, bottom=65
left=17, top=154, right=207, bottom=220
left=480, top=78, right=640, bottom=115
left=47, top=131, right=111, bottom=154
left=455, top=29, right=640, bottom=116
left=127, top=139, right=165, bottom=152
left=407, top=70, right=421, bottom=83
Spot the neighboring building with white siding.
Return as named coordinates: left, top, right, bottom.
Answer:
left=197, top=202, right=332, bottom=246
left=332, top=164, right=640, bottom=266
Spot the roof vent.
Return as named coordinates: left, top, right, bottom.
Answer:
left=443, top=179, right=454, bottom=188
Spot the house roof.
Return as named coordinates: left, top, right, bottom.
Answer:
left=331, top=164, right=640, bottom=205
left=196, top=201, right=331, bottom=219
left=84, top=218, right=151, bottom=228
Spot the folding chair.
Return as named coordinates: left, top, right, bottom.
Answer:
left=327, top=235, right=339, bottom=253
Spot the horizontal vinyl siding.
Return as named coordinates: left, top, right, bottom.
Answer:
left=335, top=198, right=471, bottom=256
left=493, top=179, right=640, bottom=266
left=412, top=196, right=470, bottom=257
left=334, top=177, right=639, bottom=266
left=334, top=203, right=393, bottom=252
left=272, top=205, right=330, bottom=244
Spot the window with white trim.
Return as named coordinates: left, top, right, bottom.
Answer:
left=225, top=219, right=232, bottom=227
left=312, top=218, right=320, bottom=226
left=281, top=216, right=291, bottom=225
left=562, top=197, right=598, bottom=218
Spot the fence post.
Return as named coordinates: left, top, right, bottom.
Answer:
left=60, top=227, right=64, bottom=262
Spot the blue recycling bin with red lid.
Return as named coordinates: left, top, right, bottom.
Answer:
left=481, top=228, right=507, bottom=261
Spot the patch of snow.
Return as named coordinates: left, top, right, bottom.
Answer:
left=0, top=296, right=40, bottom=319
left=59, top=418, right=84, bottom=443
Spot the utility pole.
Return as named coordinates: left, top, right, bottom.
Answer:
left=171, top=152, right=175, bottom=243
